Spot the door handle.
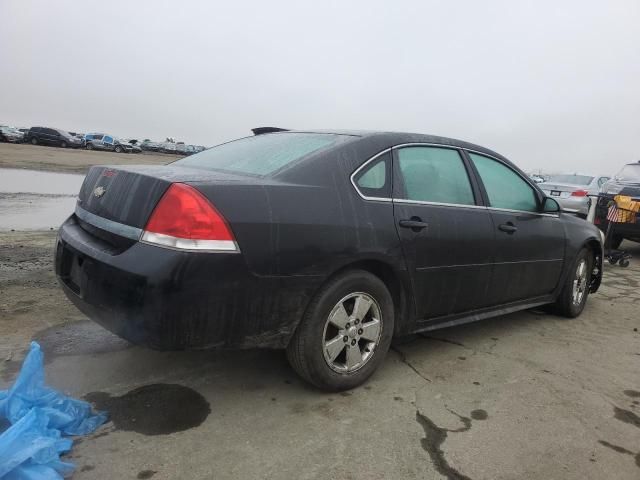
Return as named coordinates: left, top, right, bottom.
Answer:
left=399, top=219, right=429, bottom=231
left=498, top=222, right=518, bottom=234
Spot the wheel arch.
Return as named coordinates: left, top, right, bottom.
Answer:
left=300, top=258, right=413, bottom=338
left=583, top=237, right=603, bottom=293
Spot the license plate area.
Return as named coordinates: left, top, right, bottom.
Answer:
left=550, top=190, right=561, bottom=196
left=59, top=243, right=85, bottom=295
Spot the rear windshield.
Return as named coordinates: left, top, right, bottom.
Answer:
left=173, top=133, right=348, bottom=176
left=546, top=174, right=593, bottom=185
left=615, top=164, right=640, bottom=182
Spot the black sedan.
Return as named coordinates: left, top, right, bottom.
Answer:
left=55, top=130, right=603, bottom=391
left=595, top=161, right=640, bottom=248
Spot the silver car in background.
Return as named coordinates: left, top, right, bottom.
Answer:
left=539, top=174, right=610, bottom=217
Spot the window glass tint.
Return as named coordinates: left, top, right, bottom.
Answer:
left=470, top=153, right=538, bottom=212
left=174, top=133, right=348, bottom=176
left=396, top=147, right=475, bottom=205
left=354, top=151, right=391, bottom=197
left=104, top=136, right=113, bottom=144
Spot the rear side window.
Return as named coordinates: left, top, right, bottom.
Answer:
left=469, top=153, right=538, bottom=212
left=395, top=146, right=475, bottom=205
left=174, top=133, right=349, bottom=176
left=354, top=151, right=391, bottom=198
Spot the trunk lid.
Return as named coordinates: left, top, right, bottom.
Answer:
left=77, top=165, right=259, bottom=229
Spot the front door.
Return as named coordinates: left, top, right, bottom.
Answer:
left=392, top=145, right=496, bottom=320
left=467, top=152, right=565, bottom=304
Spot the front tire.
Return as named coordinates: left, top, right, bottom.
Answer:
left=286, top=270, right=394, bottom=391
left=114, top=146, right=123, bottom=153
left=31, top=138, right=37, bottom=145
left=554, top=248, right=593, bottom=318
left=60, top=141, right=67, bottom=148
left=86, top=143, right=93, bottom=150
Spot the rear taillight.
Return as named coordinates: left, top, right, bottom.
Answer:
left=571, top=190, right=588, bottom=197
left=141, top=183, right=238, bottom=252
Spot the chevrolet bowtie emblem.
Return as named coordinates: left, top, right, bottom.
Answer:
left=93, top=186, right=106, bottom=198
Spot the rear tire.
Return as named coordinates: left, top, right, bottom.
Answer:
left=60, top=141, right=67, bottom=148
left=553, top=248, right=593, bottom=318
left=286, top=270, right=394, bottom=391
left=31, top=138, right=37, bottom=145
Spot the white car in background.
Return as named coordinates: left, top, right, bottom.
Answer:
left=539, top=174, right=610, bottom=217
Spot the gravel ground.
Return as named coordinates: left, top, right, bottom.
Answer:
left=0, top=230, right=639, bottom=480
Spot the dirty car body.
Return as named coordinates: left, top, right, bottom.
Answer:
left=55, top=131, right=603, bottom=358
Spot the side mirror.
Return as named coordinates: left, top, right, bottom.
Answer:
left=542, top=196, right=561, bottom=213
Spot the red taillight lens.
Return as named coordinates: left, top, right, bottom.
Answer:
left=141, top=183, right=238, bottom=252
left=571, top=190, right=588, bottom=197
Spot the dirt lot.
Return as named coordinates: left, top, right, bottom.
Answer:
left=1, top=227, right=639, bottom=479
left=0, top=142, right=179, bottom=174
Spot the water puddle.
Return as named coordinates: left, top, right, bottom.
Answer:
left=0, top=168, right=84, bottom=230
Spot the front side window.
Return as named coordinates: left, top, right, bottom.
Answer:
left=469, top=153, right=538, bottom=212
left=103, top=136, right=113, bottom=144
left=175, top=133, right=350, bottom=176
left=395, top=146, right=475, bottom=205
left=354, top=151, right=391, bottom=198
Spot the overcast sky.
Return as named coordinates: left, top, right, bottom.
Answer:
left=1, top=0, right=638, bottom=173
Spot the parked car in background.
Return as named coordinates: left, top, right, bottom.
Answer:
left=55, top=129, right=602, bottom=391
left=530, top=174, right=545, bottom=184
left=595, top=161, right=640, bottom=248
left=24, top=127, right=83, bottom=148
left=539, top=174, right=610, bottom=217
left=84, top=133, right=136, bottom=153
left=161, top=142, right=177, bottom=154
left=0, top=126, right=25, bottom=143
left=140, top=141, right=161, bottom=152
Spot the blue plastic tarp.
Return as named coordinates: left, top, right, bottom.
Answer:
left=0, top=341, right=107, bottom=479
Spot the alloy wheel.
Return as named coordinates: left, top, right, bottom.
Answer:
left=322, top=292, right=382, bottom=373
left=572, top=259, right=588, bottom=305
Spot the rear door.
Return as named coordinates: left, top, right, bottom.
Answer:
left=467, top=152, right=565, bottom=304
left=392, top=145, right=495, bottom=320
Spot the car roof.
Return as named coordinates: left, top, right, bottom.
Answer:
left=281, top=129, right=509, bottom=161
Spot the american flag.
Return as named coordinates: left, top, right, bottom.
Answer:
left=607, top=204, right=619, bottom=222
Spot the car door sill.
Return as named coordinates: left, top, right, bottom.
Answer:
left=413, top=296, right=554, bottom=333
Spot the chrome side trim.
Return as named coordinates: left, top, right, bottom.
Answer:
left=75, top=205, right=142, bottom=241
left=486, top=206, right=559, bottom=218
left=349, top=148, right=393, bottom=202
left=392, top=199, right=486, bottom=210
left=391, top=142, right=462, bottom=151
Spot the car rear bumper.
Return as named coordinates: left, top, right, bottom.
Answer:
left=55, top=215, right=320, bottom=350
left=557, top=196, right=589, bottom=216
